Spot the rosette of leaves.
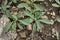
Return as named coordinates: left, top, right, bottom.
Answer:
left=3, top=12, right=24, bottom=33
left=17, top=3, right=52, bottom=32
left=1, top=5, right=24, bottom=33
left=52, top=0, right=60, bottom=7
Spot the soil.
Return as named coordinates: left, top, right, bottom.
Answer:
left=0, top=0, right=60, bottom=40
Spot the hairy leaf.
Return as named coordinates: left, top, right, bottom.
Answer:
left=17, top=3, right=31, bottom=11
left=33, top=23, right=37, bottom=32
left=12, top=22, right=16, bottom=30
left=1, top=5, right=13, bottom=19
left=56, top=17, right=60, bottom=22
left=55, top=0, right=60, bottom=5
left=1, top=4, right=10, bottom=11
left=24, top=11, right=34, bottom=19
left=18, top=23, right=23, bottom=30
left=36, top=20, right=42, bottom=31
left=3, top=9, right=13, bottom=19
left=16, top=13, right=24, bottom=18
left=19, top=18, right=33, bottom=25
left=12, top=15, right=17, bottom=20
left=35, top=12, right=45, bottom=19
left=39, top=19, right=52, bottom=24
left=52, top=3, right=60, bottom=7
left=1, top=5, right=12, bottom=19
left=3, top=22, right=13, bottom=32
left=34, top=4, right=44, bottom=11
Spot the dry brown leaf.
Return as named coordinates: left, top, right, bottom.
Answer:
left=19, top=31, right=26, bottom=38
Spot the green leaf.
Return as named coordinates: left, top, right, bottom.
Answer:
left=5, top=10, right=13, bottom=19
left=52, top=3, right=60, bottom=7
left=56, top=17, right=60, bottom=22
left=8, top=2, right=12, bottom=5
left=55, top=0, right=60, bottom=5
left=36, top=20, right=42, bottom=31
left=3, top=22, right=13, bottom=32
left=1, top=5, right=11, bottom=19
left=33, top=23, right=37, bottom=32
left=39, top=12, right=45, bottom=17
left=34, top=4, right=44, bottom=11
left=12, top=15, right=17, bottom=20
left=30, top=0, right=36, bottom=2
left=18, top=23, right=23, bottom=30
left=24, top=11, right=34, bottom=19
left=36, top=0, right=44, bottom=1
left=19, top=18, right=33, bottom=25
left=2, top=7, right=13, bottom=19
left=1, top=4, right=7, bottom=10
left=17, top=3, right=31, bottom=11
left=35, top=12, right=45, bottom=19
left=11, top=0, right=17, bottom=3
left=56, top=31, right=59, bottom=40
left=39, top=19, right=52, bottom=24
left=1, top=4, right=10, bottom=10
left=12, top=22, right=16, bottom=30
left=16, top=13, right=24, bottom=18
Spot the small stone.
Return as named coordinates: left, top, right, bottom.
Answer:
left=41, top=15, right=48, bottom=19
left=50, top=20, right=54, bottom=25
left=52, top=16, right=55, bottom=19
left=52, top=28, right=56, bottom=34
left=17, top=29, right=21, bottom=32
left=52, top=35, right=54, bottom=38
left=47, top=12, right=50, bottom=14
left=52, top=12, right=55, bottom=16
left=27, top=24, right=32, bottom=30
left=1, top=21, right=3, bottom=24
left=44, top=2, right=48, bottom=5
left=51, top=11, right=55, bottom=16
left=40, top=29, right=43, bottom=32
left=13, top=11, right=18, bottom=16
left=12, top=6, right=16, bottom=9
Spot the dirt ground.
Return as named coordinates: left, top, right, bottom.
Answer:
left=0, top=0, right=60, bottom=40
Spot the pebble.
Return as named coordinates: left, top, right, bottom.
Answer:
left=27, top=24, right=32, bottom=30
left=51, top=11, right=55, bottom=16
left=52, top=28, right=56, bottom=34
left=41, top=15, right=48, bottom=19
left=1, top=21, right=3, bottom=24
left=47, top=12, right=50, bottom=14
left=50, top=20, right=54, bottom=25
